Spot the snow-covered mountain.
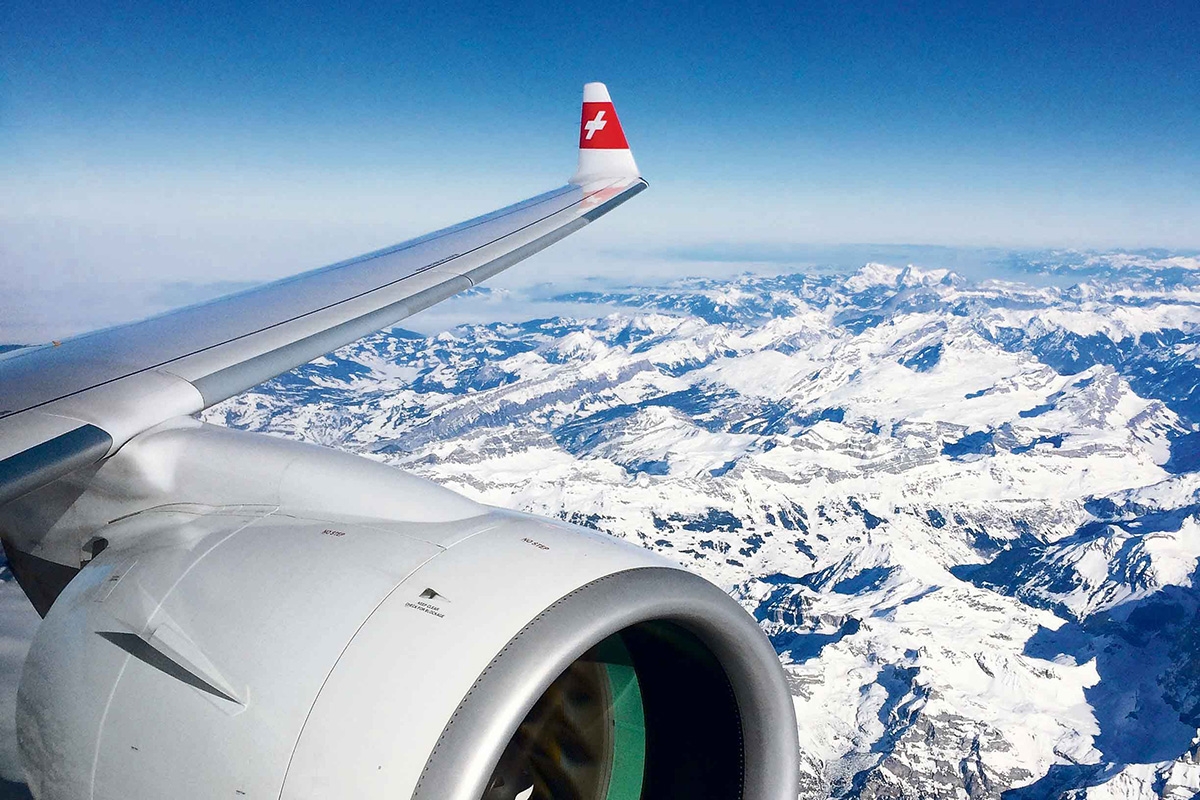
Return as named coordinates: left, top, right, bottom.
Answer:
left=198, top=251, right=1199, bottom=798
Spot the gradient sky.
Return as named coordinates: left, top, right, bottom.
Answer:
left=2, top=0, right=1199, bottom=339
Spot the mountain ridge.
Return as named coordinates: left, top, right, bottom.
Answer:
left=205, top=251, right=1200, bottom=799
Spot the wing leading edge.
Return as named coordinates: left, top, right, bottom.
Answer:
left=0, top=82, right=645, bottom=505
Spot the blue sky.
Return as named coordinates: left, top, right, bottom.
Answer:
left=2, top=0, right=1199, bottom=338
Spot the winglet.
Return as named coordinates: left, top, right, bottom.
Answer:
left=570, top=82, right=640, bottom=185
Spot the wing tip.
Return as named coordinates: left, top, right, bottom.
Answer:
left=571, top=82, right=640, bottom=185
left=582, top=81, right=613, bottom=103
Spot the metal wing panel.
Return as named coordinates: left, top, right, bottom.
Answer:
left=0, top=80, right=647, bottom=507
left=178, top=179, right=645, bottom=405
left=0, top=178, right=645, bottom=503
left=0, top=184, right=590, bottom=419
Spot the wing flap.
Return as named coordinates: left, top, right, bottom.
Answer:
left=0, top=422, right=112, bottom=504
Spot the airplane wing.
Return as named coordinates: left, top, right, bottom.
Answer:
left=0, top=83, right=802, bottom=800
left=0, top=82, right=645, bottom=506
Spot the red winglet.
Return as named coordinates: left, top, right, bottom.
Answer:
left=571, top=83, right=639, bottom=184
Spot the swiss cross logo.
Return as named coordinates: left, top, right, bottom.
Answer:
left=584, top=109, right=607, bottom=140
left=579, top=102, right=628, bottom=149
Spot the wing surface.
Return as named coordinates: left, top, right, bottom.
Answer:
left=0, top=82, right=644, bottom=504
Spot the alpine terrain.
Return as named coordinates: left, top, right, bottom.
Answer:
left=154, top=250, right=1200, bottom=797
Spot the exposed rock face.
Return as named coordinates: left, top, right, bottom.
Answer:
left=205, top=252, right=1200, bottom=799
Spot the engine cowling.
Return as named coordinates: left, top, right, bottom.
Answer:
left=13, top=423, right=799, bottom=799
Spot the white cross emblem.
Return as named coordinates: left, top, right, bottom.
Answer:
left=584, top=109, right=608, bottom=140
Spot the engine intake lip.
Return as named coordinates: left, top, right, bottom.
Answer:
left=411, top=566, right=799, bottom=800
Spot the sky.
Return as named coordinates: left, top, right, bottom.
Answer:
left=2, top=0, right=1199, bottom=340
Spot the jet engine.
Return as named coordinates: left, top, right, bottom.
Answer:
left=9, top=420, right=799, bottom=799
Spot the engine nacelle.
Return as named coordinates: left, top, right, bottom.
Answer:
left=14, top=424, right=799, bottom=799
